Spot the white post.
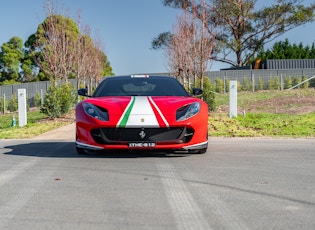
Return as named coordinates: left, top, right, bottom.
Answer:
left=3, top=94, right=5, bottom=115
left=229, top=81, right=237, bottom=118
left=18, top=89, right=27, bottom=127
left=40, top=89, right=44, bottom=106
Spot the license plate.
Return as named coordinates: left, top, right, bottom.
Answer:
left=128, top=142, right=156, bottom=148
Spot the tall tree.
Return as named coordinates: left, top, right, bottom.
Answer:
left=153, top=0, right=315, bottom=67
left=34, top=13, right=79, bottom=82
left=166, top=0, right=215, bottom=89
left=0, top=37, right=24, bottom=82
left=25, top=0, right=113, bottom=84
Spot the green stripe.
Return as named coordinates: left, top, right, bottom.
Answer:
left=119, top=96, right=135, bottom=127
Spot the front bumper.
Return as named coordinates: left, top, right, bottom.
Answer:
left=76, top=140, right=208, bottom=153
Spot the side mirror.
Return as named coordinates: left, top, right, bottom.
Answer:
left=78, top=88, right=90, bottom=97
left=192, top=88, right=203, bottom=96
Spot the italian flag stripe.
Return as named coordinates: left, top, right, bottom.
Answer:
left=117, top=96, right=135, bottom=127
left=117, top=96, right=168, bottom=128
left=148, top=96, right=169, bottom=127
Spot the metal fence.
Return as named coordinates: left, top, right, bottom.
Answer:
left=205, top=68, right=315, bottom=92
left=0, top=79, right=78, bottom=107
left=206, top=68, right=315, bottom=82
left=1, top=68, right=314, bottom=106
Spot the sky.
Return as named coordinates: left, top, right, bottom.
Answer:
left=0, top=0, right=315, bottom=76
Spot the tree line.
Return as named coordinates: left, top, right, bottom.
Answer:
left=252, top=39, right=315, bottom=62
left=0, top=0, right=114, bottom=89
left=152, top=0, right=315, bottom=87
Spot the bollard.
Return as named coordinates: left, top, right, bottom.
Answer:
left=11, top=114, right=16, bottom=127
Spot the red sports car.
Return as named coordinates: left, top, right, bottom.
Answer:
left=75, top=75, right=208, bottom=154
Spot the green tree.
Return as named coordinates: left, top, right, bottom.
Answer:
left=253, top=39, right=315, bottom=61
left=101, top=52, right=114, bottom=77
left=26, top=13, right=114, bottom=85
left=0, top=37, right=24, bottom=82
left=28, top=14, right=80, bottom=82
left=153, top=0, right=315, bottom=67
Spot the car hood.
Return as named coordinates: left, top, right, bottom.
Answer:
left=83, top=96, right=201, bottom=127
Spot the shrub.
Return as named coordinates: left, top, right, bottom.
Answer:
left=8, top=94, right=18, bottom=112
left=215, top=78, right=224, bottom=93
left=301, top=75, right=309, bottom=89
left=41, top=85, right=62, bottom=118
left=284, top=77, right=292, bottom=89
left=257, top=77, right=264, bottom=90
left=34, top=91, right=42, bottom=107
left=272, top=77, right=280, bottom=90
left=202, top=77, right=216, bottom=111
left=58, top=83, right=77, bottom=115
left=41, top=82, right=76, bottom=118
left=194, top=77, right=216, bottom=111
left=267, top=77, right=280, bottom=90
left=241, top=77, right=249, bottom=91
left=292, top=76, right=301, bottom=88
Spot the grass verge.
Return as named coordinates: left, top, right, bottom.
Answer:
left=209, top=112, right=315, bottom=137
left=0, top=111, right=73, bottom=139
left=210, top=88, right=315, bottom=137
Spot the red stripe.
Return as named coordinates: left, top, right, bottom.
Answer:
left=148, top=97, right=167, bottom=127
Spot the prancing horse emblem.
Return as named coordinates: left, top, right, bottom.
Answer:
left=139, top=130, right=146, bottom=139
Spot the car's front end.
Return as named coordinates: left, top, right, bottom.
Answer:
left=75, top=75, right=208, bottom=154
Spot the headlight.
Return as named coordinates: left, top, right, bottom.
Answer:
left=176, top=102, right=201, bottom=121
left=83, top=103, right=109, bottom=121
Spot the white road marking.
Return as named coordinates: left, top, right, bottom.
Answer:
left=156, top=160, right=212, bottom=230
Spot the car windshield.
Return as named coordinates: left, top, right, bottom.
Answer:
left=92, top=76, right=189, bottom=97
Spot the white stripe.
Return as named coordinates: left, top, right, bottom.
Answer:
left=148, top=96, right=169, bottom=127
left=125, top=96, right=159, bottom=127
left=157, top=161, right=212, bottom=230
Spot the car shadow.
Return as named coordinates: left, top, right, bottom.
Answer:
left=1, top=141, right=189, bottom=158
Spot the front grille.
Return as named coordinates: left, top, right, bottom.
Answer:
left=91, top=127, right=194, bottom=144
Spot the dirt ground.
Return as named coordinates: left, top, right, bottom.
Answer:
left=216, top=90, right=315, bottom=115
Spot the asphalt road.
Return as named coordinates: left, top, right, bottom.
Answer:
left=0, top=125, right=314, bottom=230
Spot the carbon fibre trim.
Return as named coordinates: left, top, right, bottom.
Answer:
left=91, top=127, right=194, bottom=145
